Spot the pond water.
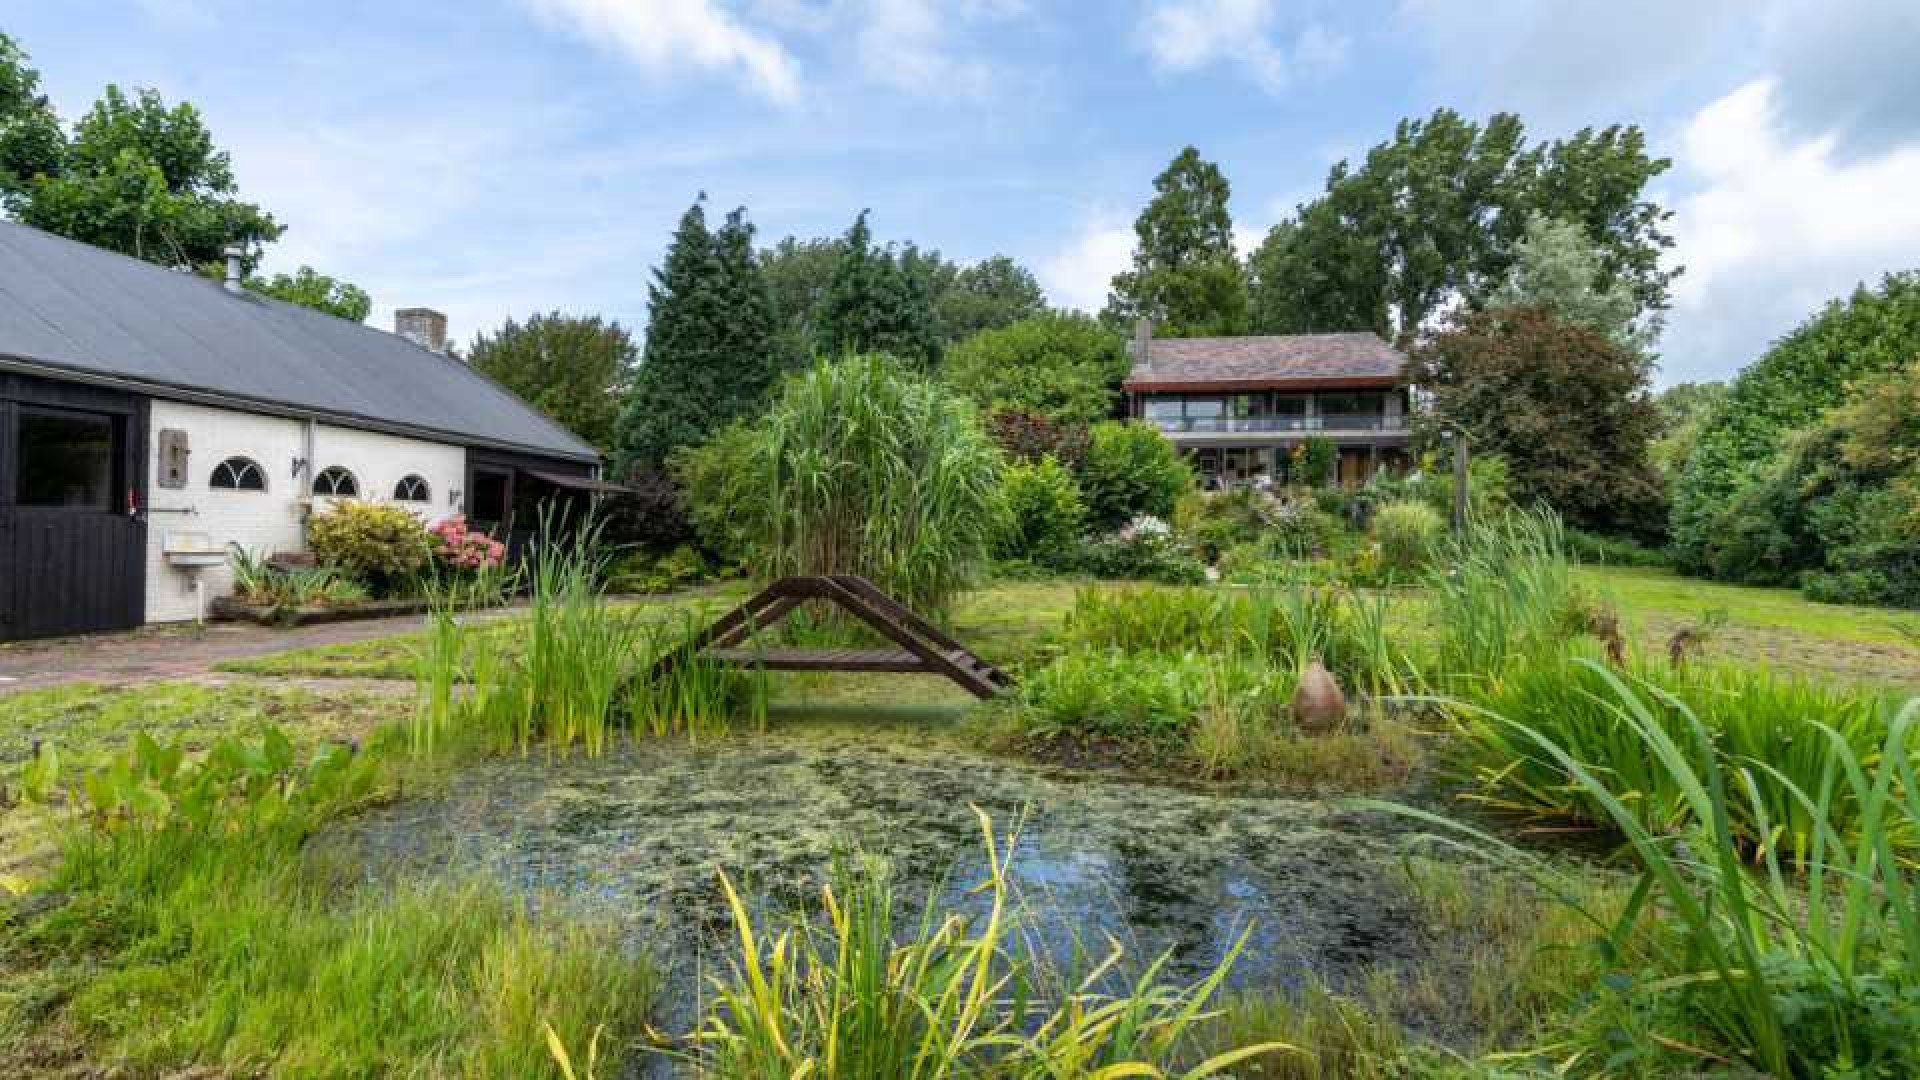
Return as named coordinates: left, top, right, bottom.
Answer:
left=326, top=707, right=1462, bottom=1041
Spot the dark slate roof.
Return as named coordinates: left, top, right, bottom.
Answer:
left=0, top=221, right=597, bottom=462
left=1124, top=332, right=1406, bottom=389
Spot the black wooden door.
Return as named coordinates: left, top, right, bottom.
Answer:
left=0, top=378, right=149, bottom=642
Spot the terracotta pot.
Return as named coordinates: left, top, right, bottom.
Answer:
left=1291, top=657, right=1347, bottom=734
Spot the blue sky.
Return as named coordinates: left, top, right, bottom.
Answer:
left=10, top=0, right=1920, bottom=385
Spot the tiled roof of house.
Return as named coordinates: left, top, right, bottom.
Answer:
left=1124, top=332, right=1406, bottom=389
left=0, top=220, right=598, bottom=462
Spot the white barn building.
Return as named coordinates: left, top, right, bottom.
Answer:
left=0, top=221, right=604, bottom=640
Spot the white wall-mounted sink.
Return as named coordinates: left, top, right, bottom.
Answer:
left=163, top=530, right=226, bottom=567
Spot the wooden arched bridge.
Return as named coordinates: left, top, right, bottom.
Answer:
left=649, top=575, right=1014, bottom=699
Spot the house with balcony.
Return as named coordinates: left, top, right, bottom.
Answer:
left=1124, top=323, right=1413, bottom=489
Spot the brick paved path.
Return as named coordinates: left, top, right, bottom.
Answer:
left=0, top=611, right=487, bottom=694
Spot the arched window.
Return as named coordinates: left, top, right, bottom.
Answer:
left=209, top=456, right=267, bottom=492
left=393, top=474, right=431, bottom=502
left=313, top=465, right=359, bottom=497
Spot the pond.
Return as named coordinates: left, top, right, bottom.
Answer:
left=326, top=706, right=1466, bottom=1044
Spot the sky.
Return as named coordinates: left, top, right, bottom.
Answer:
left=8, top=0, right=1920, bottom=386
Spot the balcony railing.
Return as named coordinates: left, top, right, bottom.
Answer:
left=1148, top=412, right=1405, bottom=434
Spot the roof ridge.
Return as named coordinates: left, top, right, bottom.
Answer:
left=0, top=219, right=598, bottom=461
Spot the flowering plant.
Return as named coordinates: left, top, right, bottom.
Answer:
left=427, top=514, right=506, bottom=570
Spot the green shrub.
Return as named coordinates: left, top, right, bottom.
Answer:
left=1073, top=518, right=1207, bottom=585
left=997, top=455, right=1086, bottom=566
left=1009, top=647, right=1289, bottom=742
left=305, top=501, right=434, bottom=595
left=1172, top=487, right=1282, bottom=562
left=942, top=311, right=1130, bottom=425
left=1367, top=453, right=1515, bottom=529
left=1565, top=527, right=1668, bottom=567
left=1078, top=421, right=1192, bottom=530
left=1370, top=500, right=1444, bottom=576
left=673, top=355, right=1005, bottom=619
left=1290, top=436, right=1337, bottom=488
left=1705, top=362, right=1920, bottom=606
left=1670, top=271, right=1920, bottom=573
left=670, top=419, right=761, bottom=565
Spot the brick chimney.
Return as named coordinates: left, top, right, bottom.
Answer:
left=395, top=308, right=448, bottom=353
left=1133, top=317, right=1153, bottom=370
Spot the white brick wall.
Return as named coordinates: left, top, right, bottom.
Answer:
left=144, top=400, right=467, bottom=623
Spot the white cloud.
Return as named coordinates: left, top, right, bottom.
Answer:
left=1038, top=216, right=1268, bottom=317
left=1662, top=78, right=1920, bottom=381
left=1040, top=215, right=1134, bottom=314
left=853, top=0, right=993, bottom=97
left=523, top=0, right=801, bottom=104
left=1135, top=0, right=1348, bottom=94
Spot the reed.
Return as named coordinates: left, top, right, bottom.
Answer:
left=627, top=610, right=770, bottom=741
left=693, top=807, right=1287, bottom=1077
left=1454, top=652, right=1907, bottom=862
left=1063, top=584, right=1417, bottom=697
left=1383, top=673, right=1920, bottom=1077
left=1425, top=510, right=1581, bottom=687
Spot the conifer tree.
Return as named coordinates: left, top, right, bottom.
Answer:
left=813, top=211, right=940, bottom=367
left=616, top=197, right=779, bottom=471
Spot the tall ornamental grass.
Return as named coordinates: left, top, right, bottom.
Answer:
left=1386, top=672, right=1920, bottom=1078
left=683, top=355, right=1005, bottom=620
left=694, top=807, right=1286, bottom=1078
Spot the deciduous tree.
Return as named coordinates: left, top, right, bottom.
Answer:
left=0, top=32, right=62, bottom=196
left=1414, top=306, right=1664, bottom=537
left=943, top=312, right=1127, bottom=425
left=4, top=82, right=281, bottom=272
left=1669, top=271, right=1920, bottom=573
left=937, top=254, right=1046, bottom=341
left=1249, top=110, right=1674, bottom=343
left=248, top=266, right=372, bottom=323
left=1490, top=212, right=1658, bottom=351
left=1105, top=146, right=1247, bottom=336
left=470, top=312, right=637, bottom=454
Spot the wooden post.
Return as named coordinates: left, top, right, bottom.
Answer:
left=1450, top=431, right=1470, bottom=532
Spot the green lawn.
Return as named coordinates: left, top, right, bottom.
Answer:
left=1578, top=565, right=1920, bottom=691
left=1579, top=564, right=1919, bottom=646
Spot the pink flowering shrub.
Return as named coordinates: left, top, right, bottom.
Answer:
left=428, top=514, right=507, bottom=571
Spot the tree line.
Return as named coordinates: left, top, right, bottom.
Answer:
left=0, top=18, right=1688, bottom=552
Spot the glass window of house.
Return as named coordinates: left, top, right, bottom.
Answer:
left=1144, top=398, right=1184, bottom=426
left=1183, top=398, right=1224, bottom=430
left=18, top=407, right=115, bottom=509
left=210, top=456, right=267, bottom=491
left=1318, top=392, right=1384, bottom=417
left=313, top=466, right=359, bottom=497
